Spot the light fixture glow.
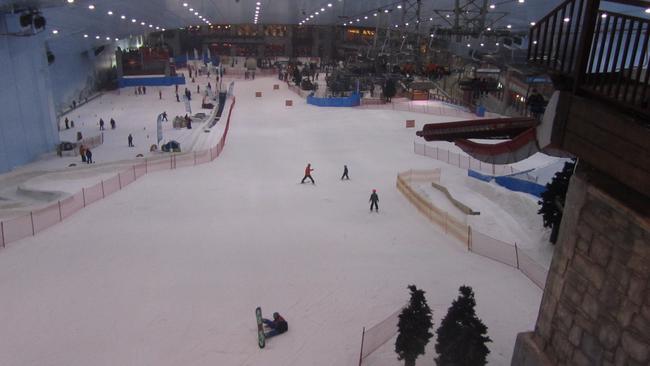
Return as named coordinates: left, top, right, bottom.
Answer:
left=120, top=15, right=125, bottom=19
left=83, top=34, right=88, bottom=38
left=107, top=11, right=113, bottom=15
left=490, top=4, right=495, bottom=9
left=67, top=0, right=74, bottom=3
left=530, top=22, right=535, bottom=26
left=183, top=3, right=188, bottom=6
left=52, top=29, right=58, bottom=34
left=507, top=24, right=512, bottom=28
left=88, top=5, right=95, bottom=10
left=132, top=19, right=136, bottom=22
left=563, top=17, right=570, bottom=22
left=95, top=35, right=100, bottom=39
left=328, top=3, right=332, bottom=7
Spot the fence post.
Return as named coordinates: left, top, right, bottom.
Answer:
left=118, top=173, right=122, bottom=189
left=30, top=212, right=35, bottom=235
left=58, top=200, right=63, bottom=221
left=82, top=188, right=86, bottom=207
left=515, top=242, right=520, bottom=269
left=132, top=165, right=136, bottom=180
left=1, top=221, right=4, bottom=248
left=101, top=181, right=105, bottom=198
left=194, top=151, right=197, bottom=166
left=358, top=327, right=365, bottom=366
left=436, top=147, right=439, bottom=160
left=468, top=226, right=472, bottom=251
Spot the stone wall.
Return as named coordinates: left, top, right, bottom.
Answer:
left=513, top=164, right=650, bottom=365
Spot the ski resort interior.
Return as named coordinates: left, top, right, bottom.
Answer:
left=0, top=1, right=648, bottom=365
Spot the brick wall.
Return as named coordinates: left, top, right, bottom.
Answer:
left=513, top=165, right=650, bottom=365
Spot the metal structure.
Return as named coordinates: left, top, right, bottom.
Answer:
left=432, top=0, right=509, bottom=40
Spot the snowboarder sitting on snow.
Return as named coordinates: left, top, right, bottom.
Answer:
left=262, top=312, right=288, bottom=338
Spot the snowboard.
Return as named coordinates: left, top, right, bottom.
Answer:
left=255, top=306, right=265, bottom=348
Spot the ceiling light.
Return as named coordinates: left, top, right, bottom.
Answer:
left=52, top=29, right=58, bottom=34
left=364, top=16, right=368, bottom=19
left=162, top=28, right=165, bottom=31
left=384, top=9, right=389, bottom=13
left=480, top=43, right=484, bottom=46
left=490, top=4, right=495, bottom=9
left=95, top=35, right=100, bottom=39
left=149, top=24, right=153, bottom=28
left=156, top=26, right=160, bottom=29
left=183, top=3, right=188, bottom=6
left=189, top=8, right=194, bottom=11
left=141, top=22, right=146, bottom=25
left=83, top=34, right=88, bottom=37
left=530, top=22, right=535, bottom=26
left=495, top=42, right=499, bottom=46
left=397, top=5, right=402, bottom=9
left=601, top=13, right=607, bottom=18
left=195, top=12, right=199, bottom=15
left=518, top=0, right=525, bottom=3
left=486, top=27, right=491, bottom=31
left=533, top=40, right=537, bottom=44
left=256, top=2, right=261, bottom=5
left=563, top=17, right=570, bottom=22
left=107, top=11, right=113, bottom=15
left=88, top=4, right=95, bottom=10
left=446, top=14, right=450, bottom=18
left=373, top=13, right=377, bottom=16
left=132, top=18, right=136, bottom=22
left=120, top=15, right=126, bottom=19
left=67, top=0, right=74, bottom=3
left=429, top=17, right=433, bottom=21
left=310, top=15, right=314, bottom=18
left=646, top=8, right=650, bottom=13
left=328, top=3, right=332, bottom=7
left=106, top=37, right=110, bottom=40
left=321, top=8, right=325, bottom=11
left=507, top=24, right=512, bottom=28
left=315, top=12, right=319, bottom=15
left=256, top=6, right=260, bottom=10
left=467, top=43, right=471, bottom=47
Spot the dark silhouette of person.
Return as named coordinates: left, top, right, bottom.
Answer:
left=128, top=134, right=134, bottom=147
left=301, top=163, right=315, bottom=184
left=369, top=189, right=379, bottom=212
left=341, top=165, right=350, bottom=180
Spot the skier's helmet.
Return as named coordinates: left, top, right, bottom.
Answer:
left=273, top=312, right=279, bottom=319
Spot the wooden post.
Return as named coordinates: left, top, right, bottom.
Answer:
left=118, top=173, right=122, bottom=190
left=133, top=165, right=136, bottom=180
left=0, top=221, right=4, bottom=248
left=101, top=181, right=105, bottom=198
left=82, top=188, right=86, bottom=207
left=515, top=242, right=520, bottom=269
left=358, top=327, right=365, bottom=366
left=30, top=212, right=35, bottom=235
left=58, top=201, right=63, bottom=221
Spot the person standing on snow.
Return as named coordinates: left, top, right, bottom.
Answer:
left=301, top=163, right=315, bottom=184
left=99, top=118, right=105, bottom=130
left=369, top=189, right=379, bottom=212
left=262, top=312, right=288, bottom=338
left=85, top=148, right=93, bottom=164
left=110, top=118, right=116, bottom=129
left=341, top=165, right=350, bottom=180
left=128, top=134, right=134, bottom=147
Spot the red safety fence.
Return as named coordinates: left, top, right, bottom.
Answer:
left=0, top=97, right=237, bottom=249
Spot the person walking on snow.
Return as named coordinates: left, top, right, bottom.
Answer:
left=99, top=118, right=105, bottom=130
left=110, top=118, right=116, bottom=129
left=162, top=111, right=168, bottom=121
left=128, top=134, right=134, bottom=147
left=159, top=90, right=162, bottom=100
left=341, top=165, right=350, bottom=180
left=301, top=163, right=315, bottom=184
left=369, top=189, right=379, bottom=212
left=262, top=312, right=288, bottom=338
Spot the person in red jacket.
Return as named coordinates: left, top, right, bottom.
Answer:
left=301, top=163, right=315, bottom=184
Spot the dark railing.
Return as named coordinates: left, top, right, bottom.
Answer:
left=528, top=0, right=650, bottom=117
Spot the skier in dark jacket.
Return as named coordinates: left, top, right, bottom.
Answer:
left=128, top=134, right=134, bottom=147
left=341, top=165, right=350, bottom=180
left=99, top=118, right=105, bottom=130
left=369, top=189, right=379, bottom=212
left=262, top=312, right=288, bottom=338
left=301, top=163, right=315, bottom=184
left=110, top=118, right=116, bottom=129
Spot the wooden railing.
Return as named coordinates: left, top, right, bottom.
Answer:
left=528, top=0, right=650, bottom=118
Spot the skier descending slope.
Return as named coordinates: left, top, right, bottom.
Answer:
left=301, top=163, right=315, bottom=184
left=369, top=189, right=379, bottom=212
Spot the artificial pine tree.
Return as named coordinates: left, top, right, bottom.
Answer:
left=395, top=285, right=433, bottom=366
left=435, top=285, right=491, bottom=366
left=538, top=159, right=576, bottom=243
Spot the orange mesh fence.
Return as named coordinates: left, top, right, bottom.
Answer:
left=102, top=176, right=121, bottom=197
left=83, top=183, right=104, bottom=206
left=0, top=98, right=238, bottom=248
left=518, top=250, right=549, bottom=288
left=470, top=230, right=519, bottom=268
left=397, top=170, right=548, bottom=289
left=32, top=203, right=61, bottom=234
left=119, top=168, right=136, bottom=188
left=360, top=308, right=402, bottom=362
left=3, top=214, right=33, bottom=244
left=60, top=191, right=84, bottom=219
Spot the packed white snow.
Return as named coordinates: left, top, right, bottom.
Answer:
left=0, top=75, right=545, bottom=366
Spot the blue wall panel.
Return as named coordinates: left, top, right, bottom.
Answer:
left=0, top=31, right=59, bottom=173
left=307, top=92, right=361, bottom=107
left=118, top=76, right=186, bottom=88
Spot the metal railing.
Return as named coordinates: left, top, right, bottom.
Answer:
left=528, top=0, right=650, bottom=118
